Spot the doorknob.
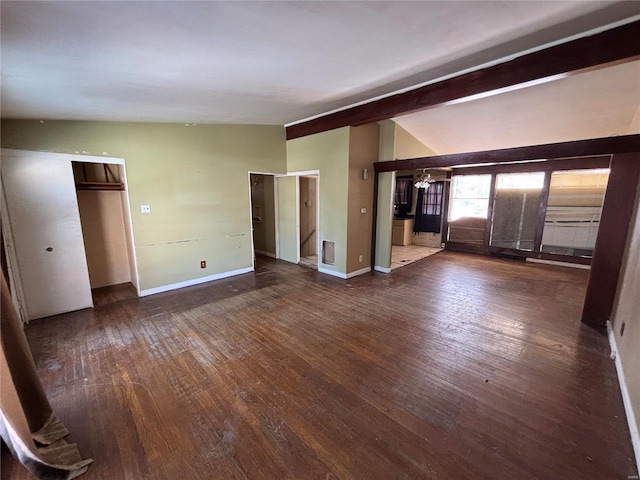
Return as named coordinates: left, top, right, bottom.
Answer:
left=46, top=247, right=53, bottom=252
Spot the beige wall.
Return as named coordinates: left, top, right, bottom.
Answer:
left=394, top=123, right=437, bottom=159
left=347, top=124, right=379, bottom=273
left=611, top=181, right=640, bottom=440
left=251, top=174, right=276, bottom=256
left=286, top=127, right=350, bottom=274
left=629, top=105, right=640, bottom=134
left=77, top=190, right=131, bottom=288
left=1, top=120, right=286, bottom=291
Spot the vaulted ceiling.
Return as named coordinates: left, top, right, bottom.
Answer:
left=2, top=0, right=639, bottom=135
left=393, top=59, right=640, bottom=155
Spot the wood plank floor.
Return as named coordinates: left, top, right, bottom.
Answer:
left=2, top=252, right=637, bottom=479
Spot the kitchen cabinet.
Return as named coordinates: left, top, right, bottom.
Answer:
left=392, top=218, right=414, bottom=246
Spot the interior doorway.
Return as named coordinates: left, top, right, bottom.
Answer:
left=72, top=161, right=138, bottom=306
left=389, top=170, right=445, bottom=271
left=299, top=175, right=318, bottom=269
left=249, top=173, right=278, bottom=262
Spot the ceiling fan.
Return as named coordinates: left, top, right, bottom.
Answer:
left=414, top=169, right=451, bottom=189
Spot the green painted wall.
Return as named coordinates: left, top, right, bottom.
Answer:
left=276, top=175, right=298, bottom=263
left=375, top=172, right=396, bottom=270
left=1, top=120, right=286, bottom=291
left=375, top=122, right=397, bottom=270
left=286, top=127, right=350, bottom=274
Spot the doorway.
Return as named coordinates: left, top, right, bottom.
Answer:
left=299, top=175, right=318, bottom=269
left=249, top=173, right=278, bottom=262
left=389, top=170, right=445, bottom=271
left=72, top=161, right=138, bottom=306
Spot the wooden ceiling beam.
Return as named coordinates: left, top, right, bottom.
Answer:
left=449, top=155, right=612, bottom=175
left=286, top=21, right=640, bottom=140
left=373, top=135, right=640, bottom=173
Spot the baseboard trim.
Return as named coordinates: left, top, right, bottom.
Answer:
left=346, top=267, right=372, bottom=279
left=526, top=258, right=590, bottom=270
left=374, top=265, right=391, bottom=273
left=607, top=321, right=640, bottom=469
left=254, top=250, right=276, bottom=258
left=139, top=267, right=254, bottom=297
left=317, top=267, right=347, bottom=279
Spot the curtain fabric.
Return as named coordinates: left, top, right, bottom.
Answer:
left=414, top=181, right=444, bottom=233
left=394, top=177, right=413, bottom=207
left=0, top=274, right=93, bottom=479
left=395, top=176, right=415, bottom=217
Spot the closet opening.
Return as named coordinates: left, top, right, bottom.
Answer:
left=73, top=162, right=137, bottom=307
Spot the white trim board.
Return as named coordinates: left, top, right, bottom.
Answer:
left=318, top=266, right=372, bottom=279
left=346, top=267, right=372, bottom=279
left=607, top=321, right=640, bottom=469
left=374, top=265, right=392, bottom=274
left=318, top=267, right=347, bottom=279
left=283, top=169, right=320, bottom=177
left=139, top=267, right=253, bottom=297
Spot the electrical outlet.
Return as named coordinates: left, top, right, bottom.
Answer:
left=360, top=207, right=367, bottom=214
left=140, top=204, right=151, bottom=213
left=200, top=261, right=206, bottom=269
left=358, top=254, right=364, bottom=262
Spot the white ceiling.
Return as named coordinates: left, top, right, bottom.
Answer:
left=394, top=60, right=640, bottom=155
left=2, top=1, right=639, bottom=126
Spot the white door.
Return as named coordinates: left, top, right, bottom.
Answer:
left=276, top=176, right=299, bottom=264
left=1, top=154, right=93, bottom=320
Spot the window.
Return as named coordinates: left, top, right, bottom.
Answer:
left=448, top=175, right=492, bottom=221
left=541, top=169, right=609, bottom=257
left=394, top=176, right=414, bottom=217
left=490, top=172, right=545, bottom=251
left=414, top=181, right=444, bottom=233
left=421, top=181, right=443, bottom=216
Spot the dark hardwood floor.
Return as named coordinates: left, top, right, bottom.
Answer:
left=91, top=282, right=138, bottom=307
left=2, top=252, right=636, bottom=479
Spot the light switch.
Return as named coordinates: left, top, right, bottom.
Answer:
left=360, top=208, right=367, bottom=214
left=141, top=204, right=151, bottom=213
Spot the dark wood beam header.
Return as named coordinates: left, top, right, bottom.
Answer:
left=286, top=21, right=640, bottom=140
left=449, top=155, right=611, bottom=175
left=373, top=135, right=640, bottom=173
left=582, top=153, right=640, bottom=327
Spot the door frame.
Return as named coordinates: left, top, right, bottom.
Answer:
left=0, top=149, right=140, bottom=317
left=286, top=170, right=320, bottom=265
left=298, top=174, right=320, bottom=266
left=0, top=181, right=29, bottom=323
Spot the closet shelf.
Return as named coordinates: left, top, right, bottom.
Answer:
left=76, top=181, right=125, bottom=191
